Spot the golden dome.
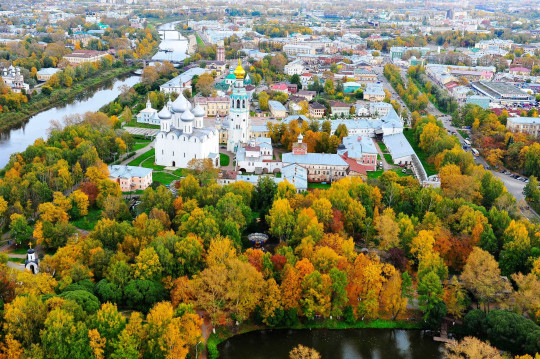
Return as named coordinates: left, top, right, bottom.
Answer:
left=233, top=58, right=245, bottom=79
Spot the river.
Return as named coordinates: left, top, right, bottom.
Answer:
left=0, top=75, right=140, bottom=169
left=218, top=328, right=443, bottom=359
left=152, top=21, right=188, bottom=62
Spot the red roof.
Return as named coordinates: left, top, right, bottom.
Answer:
left=341, top=156, right=367, bottom=176
left=510, top=67, right=530, bottom=72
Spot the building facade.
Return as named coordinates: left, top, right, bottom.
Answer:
left=226, top=60, right=252, bottom=152
left=506, top=116, right=540, bottom=137
left=108, top=165, right=153, bottom=192
left=155, top=93, right=220, bottom=168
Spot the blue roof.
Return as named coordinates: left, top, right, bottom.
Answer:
left=37, top=68, right=60, bottom=75
left=108, top=165, right=152, bottom=179
left=161, top=68, right=206, bottom=88
left=279, top=164, right=308, bottom=190
left=282, top=152, right=348, bottom=166
left=252, top=125, right=269, bottom=132
left=268, top=100, right=287, bottom=112
left=382, top=133, right=415, bottom=160
left=339, top=136, right=378, bottom=158
left=509, top=116, right=540, bottom=125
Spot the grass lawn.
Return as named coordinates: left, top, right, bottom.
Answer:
left=124, top=118, right=160, bottom=129
left=173, top=168, right=188, bottom=177
left=195, top=34, right=205, bottom=47
left=220, top=153, right=230, bottom=166
left=133, top=139, right=152, bottom=151
left=383, top=154, right=394, bottom=165
left=368, top=169, right=410, bottom=180
left=128, top=148, right=155, bottom=166
left=140, top=157, right=165, bottom=171
left=403, top=130, right=437, bottom=176
left=378, top=141, right=388, bottom=152
left=308, top=182, right=332, bottom=189
left=153, top=172, right=178, bottom=185
left=72, top=208, right=103, bottom=231
left=457, top=129, right=470, bottom=139
left=8, top=247, right=31, bottom=255
left=8, top=257, right=25, bottom=264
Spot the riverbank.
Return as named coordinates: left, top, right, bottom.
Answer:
left=206, top=319, right=422, bottom=358
left=0, top=65, right=139, bottom=132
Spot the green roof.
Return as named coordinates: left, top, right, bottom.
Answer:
left=225, top=73, right=236, bottom=79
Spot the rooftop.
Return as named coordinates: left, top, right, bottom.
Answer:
left=382, top=133, right=415, bottom=160
left=108, top=165, right=152, bottom=179
left=282, top=152, right=348, bottom=167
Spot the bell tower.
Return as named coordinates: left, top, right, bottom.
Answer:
left=226, top=59, right=251, bottom=152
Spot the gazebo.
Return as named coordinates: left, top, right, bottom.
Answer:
left=247, top=233, right=269, bottom=248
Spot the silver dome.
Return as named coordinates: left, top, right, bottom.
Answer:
left=158, top=106, right=172, bottom=119
left=171, top=93, right=188, bottom=113
left=193, top=105, right=205, bottom=118
left=181, top=109, right=195, bottom=122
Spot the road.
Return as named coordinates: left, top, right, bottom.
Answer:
left=374, top=64, right=538, bottom=221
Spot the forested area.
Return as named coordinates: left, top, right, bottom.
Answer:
left=0, top=106, right=538, bottom=357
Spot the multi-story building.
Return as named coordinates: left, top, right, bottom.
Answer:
left=268, top=100, right=288, bottom=119
left=36, top=68, right=61, bottom=82
left=506, top=116, right=540, bottom=137
left=194, top=96, right=230, bottom=117
left=338, top=136, right=378, bottom=171
left=283, top=44, right=316, bottom=56
left=108, top=165, right=153, bottom=192
left=309, top=102, right=326, bottom=118
left=364, top=83, right=385, bottom=102
left=216, top=45, right=225, bottom=62
left=236, top=137, right=281, bottom=174
left=354, top=69, right=378, bottom=84
left=63, top=50, right=108, bottom=64
left=160, top=68, right=206, bottom=95
left=282, top=135, right=349, bottom=183
left=329, top=101, right=352, bottom=117
left=284, top=59, right=305, bottom=76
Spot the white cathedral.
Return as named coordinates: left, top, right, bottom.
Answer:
left=154, top=60, right=252, bottom=169
left=154, top=92, right=220, bottom=168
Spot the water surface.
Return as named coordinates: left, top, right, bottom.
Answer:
left=0, top=75, right=139, bottom=169
left=218, top=328, right=443, bottom=359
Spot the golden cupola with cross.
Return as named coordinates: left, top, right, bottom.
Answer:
left=233, top=58, right=246, bottom=79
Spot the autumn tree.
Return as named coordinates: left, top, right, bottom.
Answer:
left=461, top=248, right=511, bottom=311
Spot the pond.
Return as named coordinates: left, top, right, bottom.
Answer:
left=218, top=328, right=443, bottom=359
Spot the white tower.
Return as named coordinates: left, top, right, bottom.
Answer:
left=227, top=59, right=251, bottom=152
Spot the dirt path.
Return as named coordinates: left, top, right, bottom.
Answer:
left=197, top=310, right=213, bottom=359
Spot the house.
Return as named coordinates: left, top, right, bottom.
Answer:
left=344, top=81, right=363, bottom=94
left=278, top=164, right=308, bottom=191
left=268, top=100, right=288, bottom=118
left=300, top=73, right=313, bottom=88
left=270, top=83, right=289, bottom=94
left=506, top=116, right=540, bottom=137
left=329, top=101, right=352, bottom=117
left=205, top=61, right=226, bottom=76
left=364, top=83, right=385, bottom=102
left=466, top=95, right=490, bottom=109
left=283, top=44, right=316, bottom=56
left=369, top=102, right=393, bottom=117
left=282, top=135, right=349, bottom=183
left=354, top=69, right=377, bottom=84
left=338, top=135, right=378, bottom=171
left=309, top=102, right=326, bottom=118
left=383, top=133, right=416, bottom=165
left=509, top=67, right=531, bottom=76
left=136, top=98, right=159, bottom=125
left=287, top=84, right=298, bottom=94
left=36, top=68, right=61, bottom=82
left=236, top=137, right=281, bottom=174
left=284, top=59, right=305, bottom=76
left=63, top=50, right=108, bottom=64
left=160, top=67, right=206, bottom=95
left=194, top=96, right=230, bottom=116
left=297, top=90, right=316, bottom=101
left=108, top=165, right=153, bottom=192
